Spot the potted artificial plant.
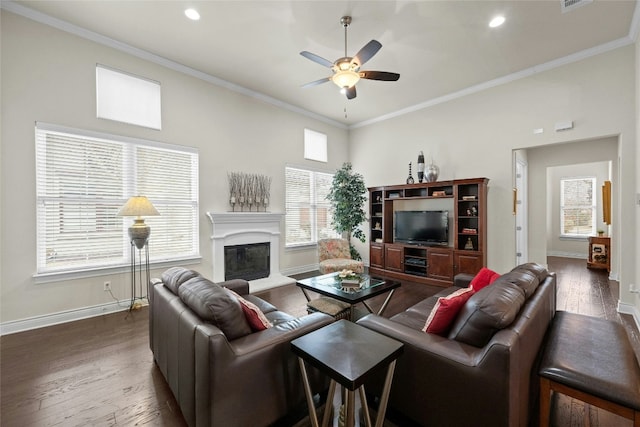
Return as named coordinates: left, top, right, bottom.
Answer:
left=327, top=162, right=367, bottom=260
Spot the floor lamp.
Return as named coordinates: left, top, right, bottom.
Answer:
left=117, top=196, right=160, bottom=311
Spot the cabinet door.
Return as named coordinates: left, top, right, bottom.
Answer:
left=370, top=244, right=385, bottom=268
left=427, top=249, right=453, bottom=281
left=385, top=245, right=403, bottom=272
left=455, top=252, right=483, bottom=276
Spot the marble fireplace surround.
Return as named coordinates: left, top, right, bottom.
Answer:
left=206, top=212, right=295, bottom=293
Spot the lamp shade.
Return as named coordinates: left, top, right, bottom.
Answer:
left=117, top=196, right=160, bottom=218
left=118, top=196, right=159, bottom=249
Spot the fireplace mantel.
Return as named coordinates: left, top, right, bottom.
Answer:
left=206, top=212, right=294, bottom=292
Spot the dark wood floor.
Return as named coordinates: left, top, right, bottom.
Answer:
left=1, top=257, right=637, bottom=426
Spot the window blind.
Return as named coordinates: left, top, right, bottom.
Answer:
left=285, top=166, right=338, bottom=246
left=35, top=123, right=199, bottom=274
left=560, top=177, right=596, bottom=236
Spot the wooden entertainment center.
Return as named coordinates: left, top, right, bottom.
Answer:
left=368, top=177, right=488, bottom=287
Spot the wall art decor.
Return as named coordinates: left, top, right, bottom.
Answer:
left=227, top=172, right=272, bottom=212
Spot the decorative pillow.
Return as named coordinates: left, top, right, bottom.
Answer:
left=178, top=277, right=252, bottom=340
left=469, top=267, right=500, bottom=292
left=226, top=289, right=272, bottom=331
left=422, top=287, right=475, bottom=336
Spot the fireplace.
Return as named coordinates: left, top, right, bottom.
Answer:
left=206, top=212, right=294, bottom=292
left=224, top=242, right=270, bottom=281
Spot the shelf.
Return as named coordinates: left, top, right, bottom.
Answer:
left=368, top=178, right=488, bottom=286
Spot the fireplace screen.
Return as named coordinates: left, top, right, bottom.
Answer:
left=224, top=242, right=270, bottom=281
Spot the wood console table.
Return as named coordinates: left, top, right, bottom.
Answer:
left=587, top=236, right=610, bottom=273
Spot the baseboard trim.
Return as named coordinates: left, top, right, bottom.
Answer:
left=547, top=251, right=587, bottom=259
left=281, top=264, right=319, bottom=276
left=617, top=300, right=640, bottom=331
left=0, top=299, right=136, bottom=336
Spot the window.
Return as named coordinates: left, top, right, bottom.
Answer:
left=303, top=128, right=327, bottom=162
left=560, top=177, right=596, bottom=237
left=285, top=166, right=338, bottom=246
left=35, top=123, right=199, bottom=275
left=96, top=64, right=162, bottom=130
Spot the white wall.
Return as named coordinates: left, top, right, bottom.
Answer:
left=350, top=46, right=636, bottom=308
left=0, top=12, right=349, bottom=325
left=544, top=158, right=613, bottom=259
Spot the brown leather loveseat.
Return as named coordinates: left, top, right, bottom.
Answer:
left=357, top=263, right=556, bottom=427
left=149, top=267, right=334, bottom=427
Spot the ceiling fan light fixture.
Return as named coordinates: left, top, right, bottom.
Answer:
left=489, top=15, right=505, bottom=28
left=332, top=70, right=360, bottom=89
left=184, top=8, right=200, bottom=21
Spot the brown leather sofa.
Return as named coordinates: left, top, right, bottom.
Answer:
left=149, top=267, right=334, bottom=427
left=357, top=263, right=556, bottom=427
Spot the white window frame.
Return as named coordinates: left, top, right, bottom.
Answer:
left=303, top=128, right=327, bottom=163
left=35, top=122, right=199, bottom=281
left=560, top=176, right=597, bottom=238
left=285, top=166, right=339, bottom=248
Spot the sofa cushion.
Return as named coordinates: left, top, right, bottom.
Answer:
left=447, top=281, right=526, bottom=347
left=514, top=262, right=548, bottom=283
left=423, top=287, right=475, bottom=335
left=226, top=289, right=273, bottom=331
left=178, top=277, right=252, bottom=340
left=162, top=267, right=200, bottom=295
left=470, top=267, right=500, bottom=292
left=503, top=269, right=539, bottom=299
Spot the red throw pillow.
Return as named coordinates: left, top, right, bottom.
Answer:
left=470, top=267, right=500, bottom=292
left=423, top=287, right=474, bottom=336
left=226, top=289, right=272, bottom=332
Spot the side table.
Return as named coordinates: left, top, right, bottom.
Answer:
left=291, top=320, right=404, bottom=427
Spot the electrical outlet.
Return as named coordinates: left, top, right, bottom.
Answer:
left=103, top=281, right=111, bottom=292
left=629, top=284, right=639, bottom=294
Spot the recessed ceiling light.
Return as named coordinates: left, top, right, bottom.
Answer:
left=489, top=15, right=505, bottom=28
left=185, top=8, right=200, bottom=21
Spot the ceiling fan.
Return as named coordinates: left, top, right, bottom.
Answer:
left=300, top=16, right=400, bottom=100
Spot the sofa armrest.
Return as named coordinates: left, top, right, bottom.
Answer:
left=194, top=312, right=334, bottom=426
left=454, top=273, right=474, bottom=288
left=218, top=278, right=250, bottom=295
left=230, top=312, right=334, bottom=355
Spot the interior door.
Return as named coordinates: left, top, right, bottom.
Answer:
left=514, top=154, right=528, bottom=264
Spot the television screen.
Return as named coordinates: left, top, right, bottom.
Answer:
left=394, top=210, right=449, bottom=245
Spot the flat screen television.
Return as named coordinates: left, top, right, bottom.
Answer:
left=394, top=210, right=449, bottom=246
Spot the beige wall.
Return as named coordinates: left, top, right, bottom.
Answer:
left=350, top=46, right=636, bottom=309
left=0, top=12, right=348, bottom=324
left=545, top=160, right=612, bottom=258
left=528, top=145, right=615, bottom=261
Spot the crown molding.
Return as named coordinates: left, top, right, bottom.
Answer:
left=351, top=35, right=635, bottom=129
left=0, top=1, right=348, bottom=130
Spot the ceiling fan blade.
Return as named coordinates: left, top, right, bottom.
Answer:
left=345, top=86, right=357, bottom=100
left=300, top=51, right=334, bottom=68
left=360, top=70, right=400, bottom=81
left=301, top=77, right=331, bottom=88
left=353, top=40, right=382, bottom=66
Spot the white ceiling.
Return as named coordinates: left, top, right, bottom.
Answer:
left=7, top=0, right=639, bottom=127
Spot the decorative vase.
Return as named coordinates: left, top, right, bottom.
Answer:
left=425, top=161, right=439, bottom=182
left=406, top=162, right=415, bottom=184
left=417, top=151, right=425, bottom=183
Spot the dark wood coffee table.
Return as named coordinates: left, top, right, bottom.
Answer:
left=296, top=273, right=400, bottom=320
left=291, top=320, right=404, bottom=427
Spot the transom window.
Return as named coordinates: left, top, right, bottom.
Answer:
left=560, top=177, right=596, bottom=237
left=35, top=123, right=199, bottom=275
left=285, top=166, right=339, bottom=247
